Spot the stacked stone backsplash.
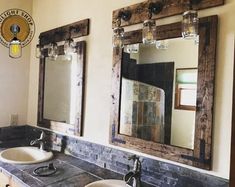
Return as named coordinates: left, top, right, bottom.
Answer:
left=0, top=125, right=29, bottom=147
left=0, top=125, right=229, bottom=187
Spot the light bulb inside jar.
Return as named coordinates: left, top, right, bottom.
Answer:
left=182, top=10, right=199, bottom=39
left=142, top=19, right=156, bottom=45
left=64, top=38, right=76, bottom=55
left=156, top=40, right=169, bottom=50
left=113, top=27, right=124, bottom=49
left=48, top=43, right=58, bottom=61
left=35, top=44, right=44, bottom=58
left=64, top=38, right=76, bottom=60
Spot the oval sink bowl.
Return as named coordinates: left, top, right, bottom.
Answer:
left=0, top=147, right=53, bottom=164
left=85, top=180, right=127, bottom=187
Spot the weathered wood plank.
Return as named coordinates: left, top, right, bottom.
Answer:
left=193, top=15, right=218, bottom=170
left=39, top=19, right=89, bottom=46
left=112, top=0, right=224, bottom=28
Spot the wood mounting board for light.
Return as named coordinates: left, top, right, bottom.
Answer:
left=112, top=0, right=224, bottom=28
left=39, top=19, right=89, bottom=46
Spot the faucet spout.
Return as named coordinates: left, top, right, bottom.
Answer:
left=124, top=155, right=142, bottom=187
left=30, top=130, right=46, bottom=151
left=124, top=172, right=141, bottom=187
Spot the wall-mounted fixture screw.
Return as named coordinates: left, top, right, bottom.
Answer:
left=148, top=2, right=164, bottom=15
left=118, top=10, right=132, bottom=22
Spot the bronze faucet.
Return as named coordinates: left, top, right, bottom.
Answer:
left=30, top=130, right=46, bottom=151
left=124, top=155, right=141, bottom=187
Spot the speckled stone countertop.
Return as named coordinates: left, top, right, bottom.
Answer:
left=0, top=147, right=153, bottom=187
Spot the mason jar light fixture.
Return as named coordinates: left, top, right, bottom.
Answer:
left=35, top=40, right=44, bottom=59
left=48, top=42, right=58, bottom=61
left=182, top=10, right=199, bottom=39
left=182, top=0, right=201, bottom=40
left=64, top=38, right=76, bottom=54
left=113, top=18, right=125, bottom=49
left=156, top=40, right=169, bottom=50
left=142, top=18, right=156, bottom=45
left=112, top=10, right=132, bottom=49
left=64, top=26, right=78, bottom=59
left=142, top=1, right=164, bottom=45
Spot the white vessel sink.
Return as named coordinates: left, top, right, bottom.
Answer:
left=0, top=147, right=53, bottom=164
left=85, top=180, right=127, bottom=187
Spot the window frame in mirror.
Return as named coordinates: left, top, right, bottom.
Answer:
left=110, top=15, right=218, bottom=170
left=38, top=41, right=86, bottom=136
left=175, top=68, right=198, bottom=111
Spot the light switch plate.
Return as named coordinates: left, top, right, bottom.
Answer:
left=10, top=114, right=18, bottom=126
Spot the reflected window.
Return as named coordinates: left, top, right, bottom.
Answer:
left=175, top=68, right=197, bottom=111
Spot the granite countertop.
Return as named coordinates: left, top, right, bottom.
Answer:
left=0, top=145, right=153, bottom=187
left=0, top=152, right=122, bottom=187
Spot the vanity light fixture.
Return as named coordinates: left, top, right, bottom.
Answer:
left=64, top=38, right=76, bottom=60
left=48, top=42, right=58, bottom=61
left=35, top=40, right=44, bottom=59
left=182, top=0, right=201, bottom=39
left=126, top=44, right=139, bottom=54
left=142, top=1, right=164, bottom=45
left=64, top=26, right=78, bottom=59
left=113, top=10, right=132, bottom=49
left=9, top=24, right=22, bottom=58
left=156, top=40, right=169, bottom=50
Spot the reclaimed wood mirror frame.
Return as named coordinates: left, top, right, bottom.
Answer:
left=110, top=15, right=218, bottom=170
left=38, top=20, right=89, bottom=136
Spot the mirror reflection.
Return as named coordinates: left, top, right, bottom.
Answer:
left=119, top=38, right=199, bottom=149
left=43, top=54, right=80, bottom=125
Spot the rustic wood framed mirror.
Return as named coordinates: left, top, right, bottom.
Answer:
left=110, top=15, right=217, bottom=170
left=38, top=20, right=89, bottom=136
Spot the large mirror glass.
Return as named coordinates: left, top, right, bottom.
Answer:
left=120, top=38, right=198, bottom=149
left=38, top=41, right=86, bottom=136
left=43, top=54, right=80, bottom=125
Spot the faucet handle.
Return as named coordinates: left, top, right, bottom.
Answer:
left=128, top=155, right=139, bottom=161
left=39, top=130, right=46, bottom=139
left=128, top=155, right=141, bottom=173
left=32, top=128, right=46, bottom=139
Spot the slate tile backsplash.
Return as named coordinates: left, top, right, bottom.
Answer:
left=0, top=125, right=229, bottom=187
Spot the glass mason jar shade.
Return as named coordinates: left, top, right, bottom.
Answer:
left=35, top=44, right=44, bottom=58
left=126, top=44, right=139, bottom=54
left=64, top=38, right=76, bottom=55
left=156, top=40, right=169, bottom=50
left=182, top=10, right=199, bottom=39
left=64, top=38, right=76, bottom=61
left=9, top=37, right=22, bottom=58
left=142, top=19, right=156, bottom=45
left=113, top=27, right=124, bottom=49
left=48, top=43, right=58, bottom=61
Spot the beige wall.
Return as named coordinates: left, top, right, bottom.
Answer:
left=0, top=0, right=32, bottom=126
left=26, top=0, right=235, bottom=180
